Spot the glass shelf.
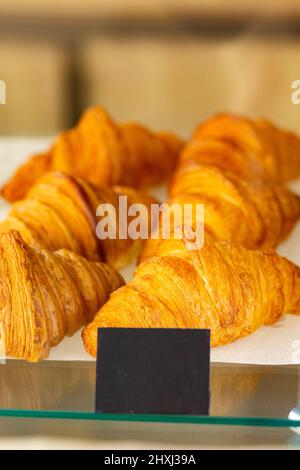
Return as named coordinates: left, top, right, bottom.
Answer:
left=0, top=361, right=300, bottom=428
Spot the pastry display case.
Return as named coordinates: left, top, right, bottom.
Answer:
left=0, top=135, right=300, bottom=434
left=1, top=2, right=300, bottom=447
left=0, top=361, right=300, bottom=430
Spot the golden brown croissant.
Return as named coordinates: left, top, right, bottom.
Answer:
left=180, top=113, right=300, bottom=182
left=0, top=171, right=156, bottom=269
left=140, top=163, right=300, bottom=262
left=1, top=106, right=183, bottom=202
left=0, top=231, right=123, bottom=362
left=1, top=151, right=53, bottom=203
left=82, top=238, right=300, bottom=357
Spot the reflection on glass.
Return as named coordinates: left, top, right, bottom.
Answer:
left=0, top=362, right=299, bottom=424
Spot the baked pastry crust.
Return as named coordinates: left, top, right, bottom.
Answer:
left=181, top=113, right=300, bottom=182
left=82, top=238, right=300, bottom=357
left=0, top=171, right=156, bottom=269
left=0, top=231, right=123, bottom=362
left=1, top=107, right=183, bottom=202
left=140, top=163, right=300, bottom=262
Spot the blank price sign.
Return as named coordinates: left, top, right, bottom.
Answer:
left=95, top=328, right=210, bottom=415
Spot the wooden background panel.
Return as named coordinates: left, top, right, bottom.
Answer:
left=79, top=37, right=234, bottom=137
left=79, top=36, right=300, bottom=136
left=0, top=40, right=70, bottom=135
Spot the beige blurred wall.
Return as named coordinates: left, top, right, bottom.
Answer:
left=1, top=34, right=300, bottom=136
left=79, top=36, right=300, bottom=137
left=1, top=2, right=300, bottom=136
left=0, top=40, right=69, bottom=135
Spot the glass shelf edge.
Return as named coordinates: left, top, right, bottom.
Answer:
left=0, top=409, right=299, bottom=428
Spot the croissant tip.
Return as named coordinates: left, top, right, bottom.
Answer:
left=0, top=184, right=14, bottom=202
left=81, top=328, right=97, bottom=358
left=0, top=229, right=23, bottom=244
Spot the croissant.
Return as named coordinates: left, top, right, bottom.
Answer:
left=0, top=171, right=156, bottom=269
left=0, top=230, right=123, bottom=362
left=82, top=239, right=300, bottom=357
left=1, top=106, right=183, bottom=202
left=180, top=113, right=300, bottom=183
left=140, top=163, right=300, bottom=262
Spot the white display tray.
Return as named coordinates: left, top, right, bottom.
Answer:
left=1, top=138, right=300, bottom=365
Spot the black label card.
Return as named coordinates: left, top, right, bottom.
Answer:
left=95, top=328, right=210, bottom=415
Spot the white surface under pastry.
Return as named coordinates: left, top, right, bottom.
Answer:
left=0, top=138, right=300, bottom=365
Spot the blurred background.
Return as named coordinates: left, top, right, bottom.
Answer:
left=1, top=0, right=300, bottom=137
